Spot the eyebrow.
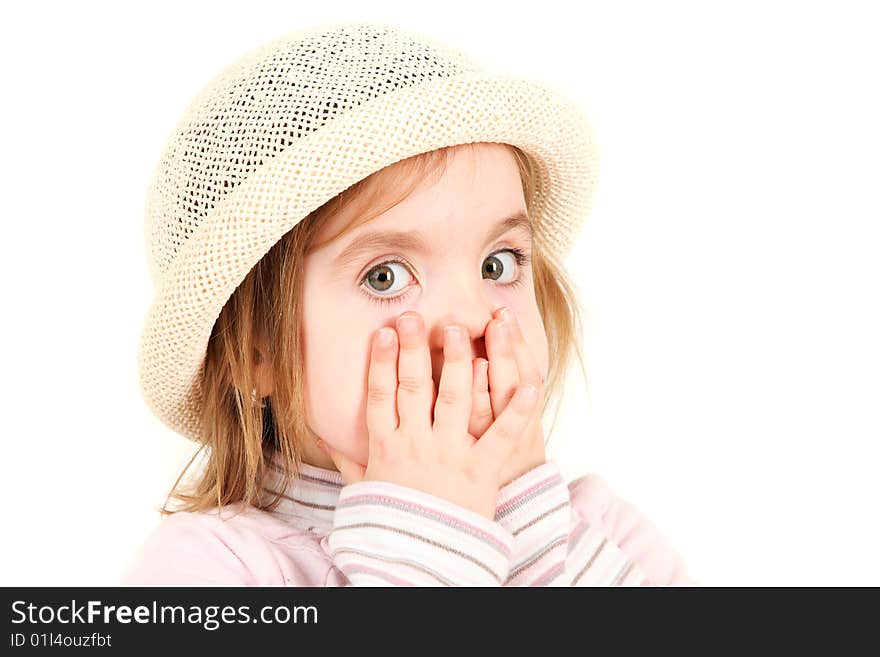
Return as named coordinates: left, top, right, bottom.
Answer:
left=332, top=210, right=533, bottom=269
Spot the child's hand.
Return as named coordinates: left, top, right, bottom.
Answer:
left=469, top=307, right=547, bottom=486
left=317, top=311, right=540, bottom=520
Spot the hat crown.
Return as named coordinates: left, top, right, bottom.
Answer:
left=144, top=22, right=483, bottom=285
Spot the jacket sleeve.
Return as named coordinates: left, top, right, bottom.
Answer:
left=494, top=461, right=697, bottom=586
left=327, top=479, right=514, bottom=586
left=121, top=489, right=515, bottom=587
left=119, top=511, right=258, bottom=585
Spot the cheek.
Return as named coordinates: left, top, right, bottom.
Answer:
left=302, top=275, right=368, bottom=401
left=513, top=305, right=550, bottom=380
left=532, top=324, right=551, bottom=381
left=301, top=310, right=373, bottom=460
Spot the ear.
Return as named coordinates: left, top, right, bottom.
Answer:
left=253, top=338, right=275, bottom=398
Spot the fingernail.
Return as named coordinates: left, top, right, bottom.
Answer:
left=377, top=328, right=394, bottom=346
left=399, top=314, right=419, bottom=334
left=498, top=306, right=512, bottom=322
left=444, top=324, right=460, bottom=340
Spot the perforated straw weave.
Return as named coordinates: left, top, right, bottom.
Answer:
left=139, top=21, right=601, bottom=442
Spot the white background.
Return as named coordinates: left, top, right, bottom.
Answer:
left=1, top=0, right=877, bottom=586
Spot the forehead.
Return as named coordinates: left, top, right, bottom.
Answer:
left=314, top=143, right=528, bottom=249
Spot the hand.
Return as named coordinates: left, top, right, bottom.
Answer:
left=468, top=307, right=547, bottom=486
left=317, top=311, right=541, bottom=520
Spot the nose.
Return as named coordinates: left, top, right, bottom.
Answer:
left=430, top=314, right=489, bottom=360
left=423, top=297, right=496, bottom=393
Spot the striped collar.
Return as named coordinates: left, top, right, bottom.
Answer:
left=262, top=455, right=346, bottom=536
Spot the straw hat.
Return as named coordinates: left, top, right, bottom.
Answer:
left=139, top=21, right=601, bottom=442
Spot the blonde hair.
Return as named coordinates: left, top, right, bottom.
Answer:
left=159, top=142, right=589, bottom=516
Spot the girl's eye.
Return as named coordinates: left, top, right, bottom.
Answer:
left=482, top=250, right=518, bottom=284
left=363, top=261, right=413, bottom=296
left=360, top=247, right=531, bottom=307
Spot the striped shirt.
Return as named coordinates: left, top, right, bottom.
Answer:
left=121, top=460, right=696, bottom=586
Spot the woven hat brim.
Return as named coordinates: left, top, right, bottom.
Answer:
left=138, top=70, right=600, bottom=442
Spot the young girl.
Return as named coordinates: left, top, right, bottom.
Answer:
left=123, top=21, right=695, bottom=586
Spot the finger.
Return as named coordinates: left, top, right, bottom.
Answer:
left=432, top=323, right=473, bottom=437
left=366, top=327, right=400, bottom=440
left=396, top=312, right=433, bottom=435
left=486, top=315, right=519, bottom=418
left=469, top=357, right=493, bottom=438
left=317, top=440, right=366, bottom=486
left=473, top=383, right=540, bottom=473
left=499, top=307, right=544, bottom=390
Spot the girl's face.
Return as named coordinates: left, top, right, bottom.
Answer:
left=299, top=143, right=549, bottom=469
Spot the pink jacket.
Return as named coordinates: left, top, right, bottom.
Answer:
left=120, top=459, right=696, bottom=586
